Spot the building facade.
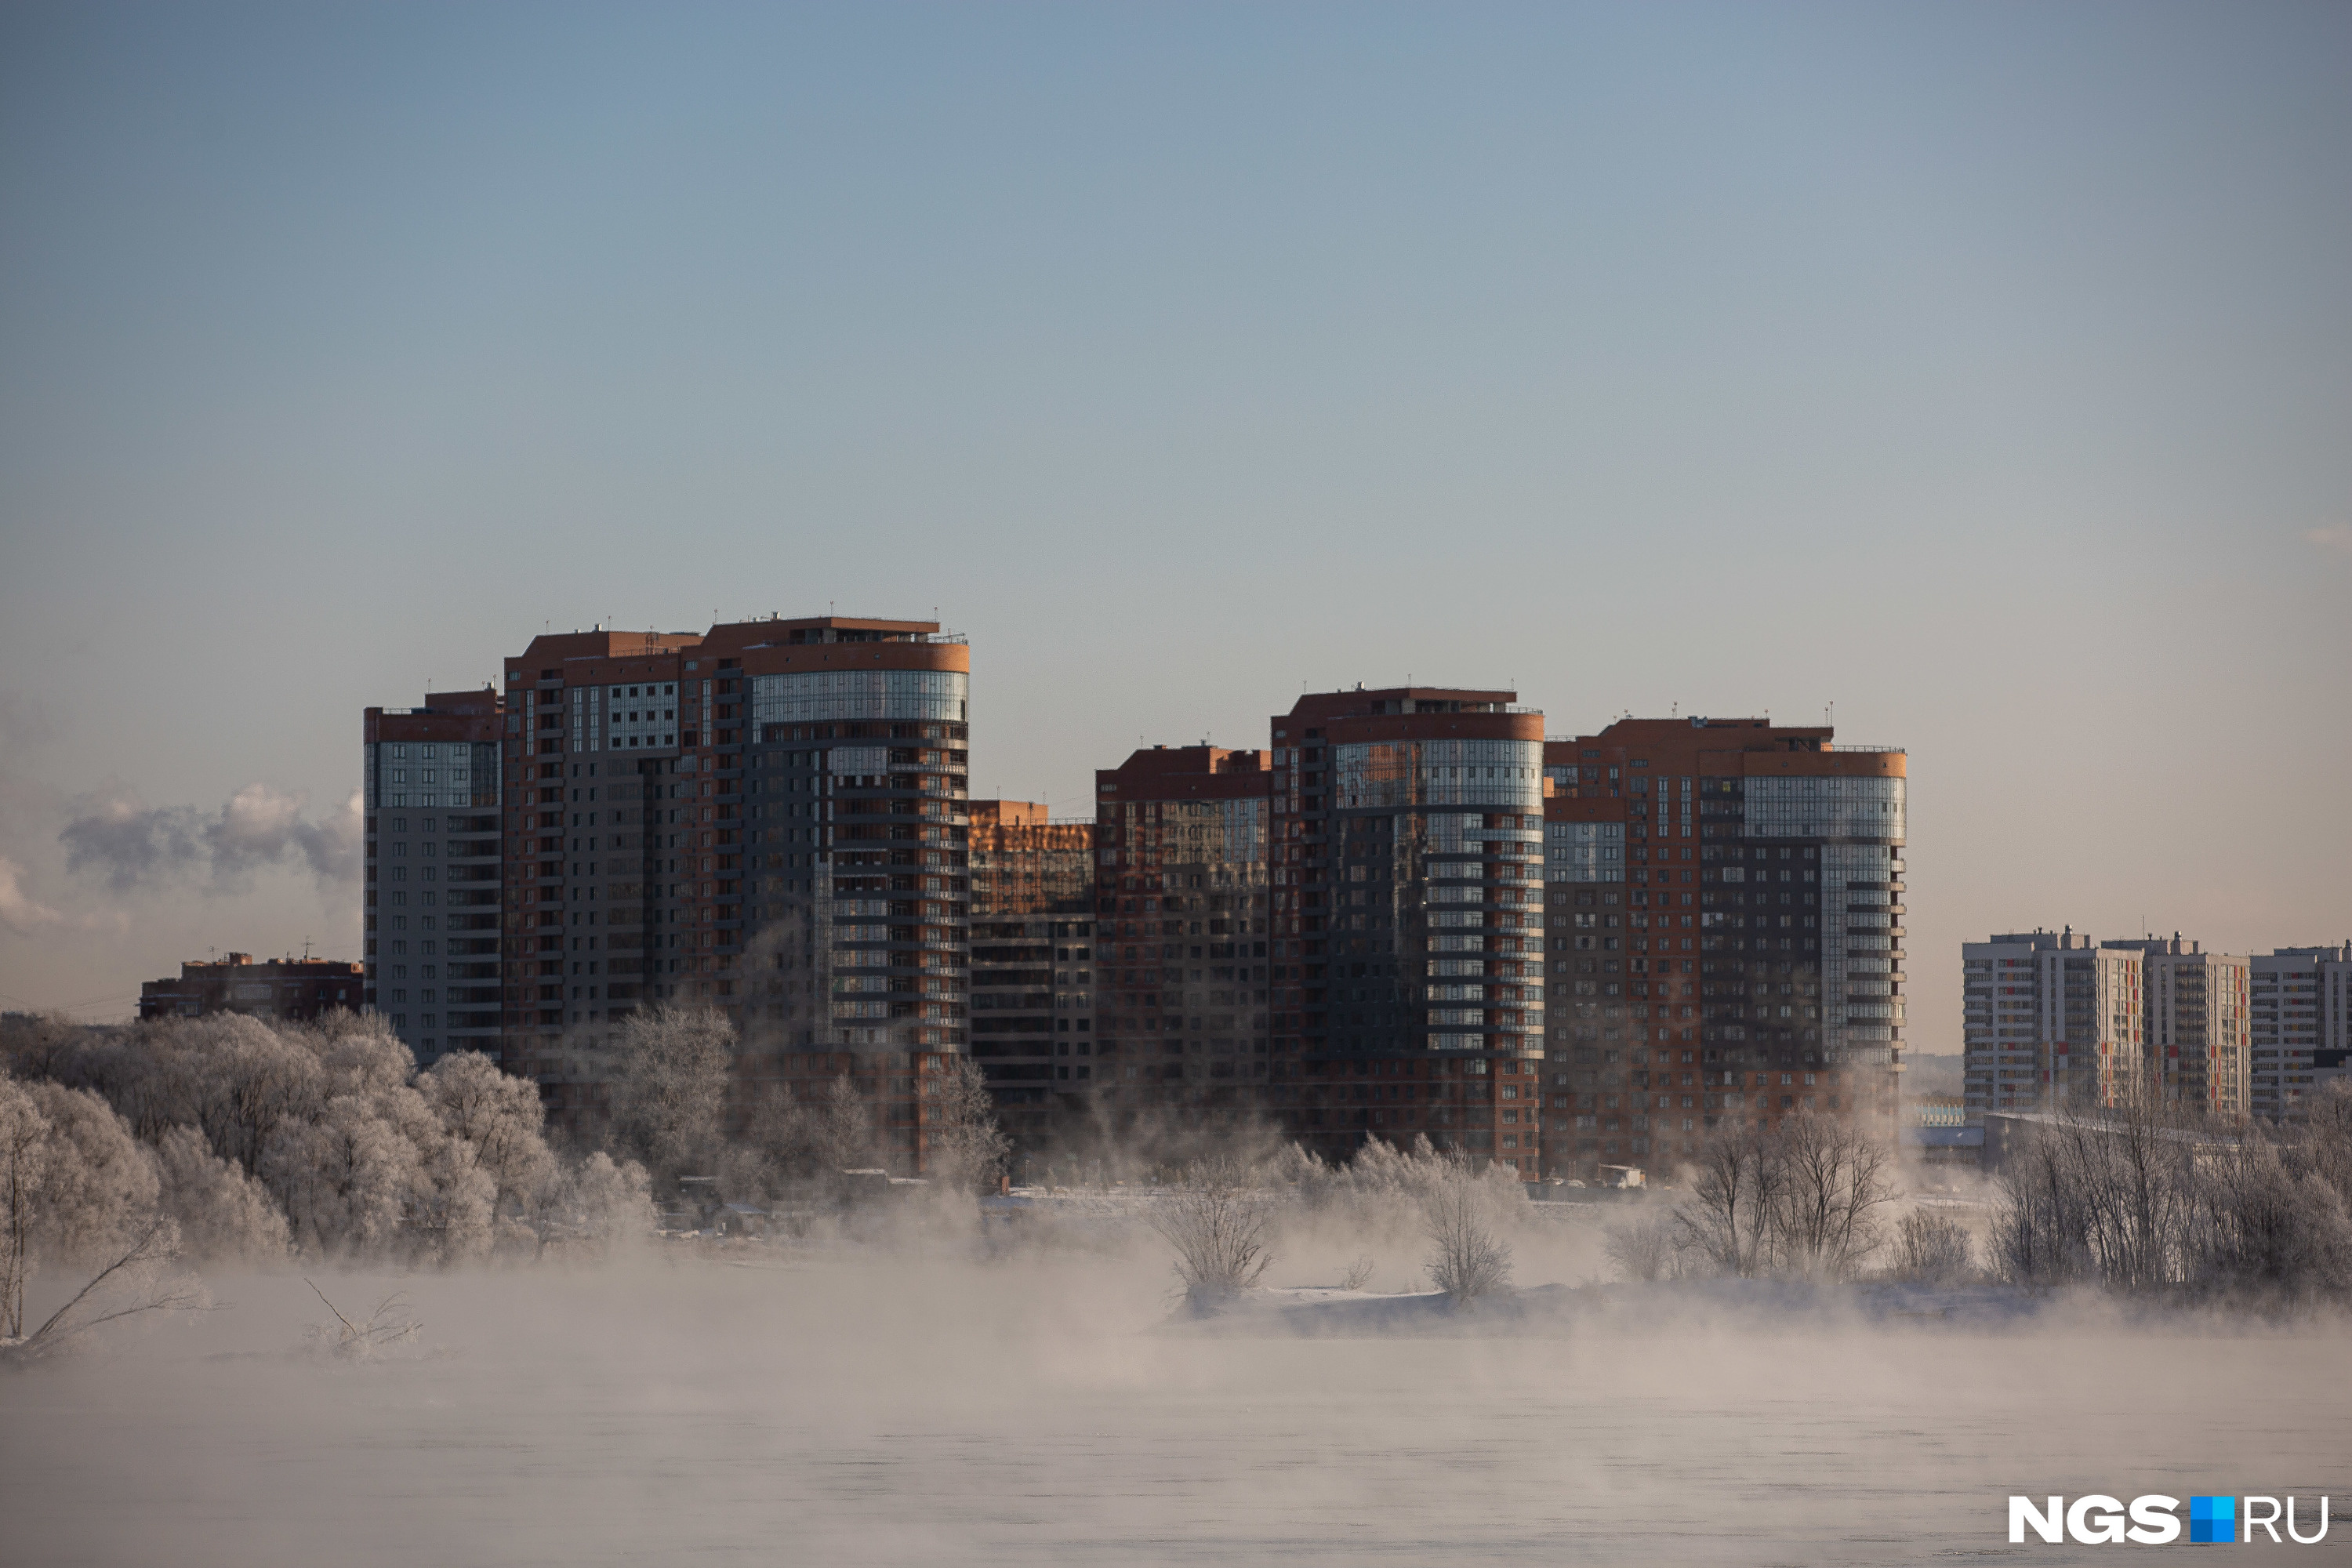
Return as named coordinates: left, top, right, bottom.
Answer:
left=1092, top=746, right=1276, bottom=1116
left=140, top=953, right=365, bottom=1023
left=966, top=799, right=1097, bottom=1149
left=1541, top=718, right=1906, bottom=1176
left=2251, top=945, right=2352, bottom=1120
left=1958, top=929, right=2143, bottom=1120
left=363, top=688, right=506, bottom=1065
left=1258, top=689, right=1547, bottom=1173
left=2100, top=936, right=2250, bottom=1120
left=491, top=616, right=972, bottom=1174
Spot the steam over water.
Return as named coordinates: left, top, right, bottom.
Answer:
left=4, top=1255, right=2344, bottom=1566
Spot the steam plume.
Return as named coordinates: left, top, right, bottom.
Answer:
left=61, top=785, right=362, bottom=894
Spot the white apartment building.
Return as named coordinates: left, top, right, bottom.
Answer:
left=2252, top=944, right=2352, bottom=1120
left=2103, top=935, right=2250, bottom=1120
left=1960, top=928, right=2142, bottom=1122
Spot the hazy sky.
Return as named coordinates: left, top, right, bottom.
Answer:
left=2, top=2, right=2347, bottom=1038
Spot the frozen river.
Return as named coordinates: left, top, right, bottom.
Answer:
left=4, top=1255, right=2344, bottom=1566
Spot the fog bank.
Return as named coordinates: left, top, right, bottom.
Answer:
left=4, top=1252, right=2344, bottom=1566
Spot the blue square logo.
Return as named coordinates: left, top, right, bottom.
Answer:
left=2190, top=1496, right=2235, bottom=1544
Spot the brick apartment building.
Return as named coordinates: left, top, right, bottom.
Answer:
left=140, top=952, right=365, bottom=1022
left=1258, top=688, right=1548, bottom=1174
left=353, top=626, right=1926, bottom=1177
left=967, top=798, right=1096, bottom=1147
left=1539, top=719, right=1907, bottom=1177
left=362, top=688, right=506, bottom=1065
left=1092, top=745, right=1276, bottom=1123
left=476, top=615, right=974, bottom=1172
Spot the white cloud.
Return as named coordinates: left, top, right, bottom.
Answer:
left=2306, top=526, right=2352, bottom=558
left=60, top=785, right=363, bottom=895
left=0, top=855, right=124, bottom=938
left=0, top=855, right=67, bottom=935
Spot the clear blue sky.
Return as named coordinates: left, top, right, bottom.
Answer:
left=2, top=2, right=2347, bottom=1037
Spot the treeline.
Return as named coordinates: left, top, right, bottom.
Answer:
left=1994, top=1085, right=2352, bottom=1302
left=571, top=1006, right=1011, bottom=1208
left=1, top=1008, right=655, bottom=1344
left=1597, top=1113, right=1907, bottom=1284
left=1151, top=1138, right=1531, bottom=1308
left=0, top=1000, right=1018, bottom=1318
left=1592, top=1085, right=2352, bottom=1305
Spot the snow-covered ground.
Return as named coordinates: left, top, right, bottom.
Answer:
left=3, top=1249, right=2346, bottom=1566
left=1163, top=1277, right=2063, bottom=1337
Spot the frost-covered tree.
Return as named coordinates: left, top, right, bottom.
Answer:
left=1421, top=1152, right=1515, bottom=1305
left=818, top=1073, right=874, bottom=1174
left=419, top=1051, right=555, bottom=1213
left=263, top=1094, right=422, bottom=1257
left=1, top=1012, right=641, bottom=1268
left=1893, top=1209, right=1975, bottom=1283
left=1774, top=1112, right=1893, bottom=1279
left=530, top=1150, right=655, bottom=1254
left=1149, top=1156, right=1275, bottom=1306
left=0, top=1072, right=205, bottom=1351
left=1603, top=1210, right=1678, bottom=1283
left=153, top=1125, right=288, bottom=1264
left=0, top=1075, right=52, bottom=1338
left=925, top=1056, right=1010, bottom=1191
left=20, top=1080, right=160, bottom=1265
left=1, top=1216, right=206, bottom=1365
left=601, top=1006, right=734, bottom=1182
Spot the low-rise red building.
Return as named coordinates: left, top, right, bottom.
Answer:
left=139, top=953, right=365, bottom=1022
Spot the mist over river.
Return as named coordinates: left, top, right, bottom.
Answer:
left=3, top=1254, right=2343, bottom=1567
left=9, top=1260, right=2343, bottom=1568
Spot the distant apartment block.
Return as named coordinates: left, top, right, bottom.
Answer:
left=362, top=688, right=506, bottom=1065
left=1960, top=930, right=2265, bottom=1123
left=966, top=799, right=1096, bottom=1145
left=1959, top=929, right=2142, bottom=1120
left=1544, top=718, right=1906, bottom=1175
left=1093, top=745, right=1276, bottom=1110
left=140, top=951, right=363, bottom=1022
left=1260, top=688, right=1547, bottom=1173
left=2251, top=944, right=2351, bottom=1120
left=2103, top=935, right=2250, bottom=1119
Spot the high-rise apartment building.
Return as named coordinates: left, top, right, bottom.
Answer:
left=966, top=799, right=1096, bottom=1148
left=362, top=688, right=506, bottom=1065
left=2145, top=944, right=2247, bottom=1121
left=1260, top=689, right=1547, bottom=1171
left=492, top=617, right=972, bottom=1171
left=1093, top=746, right=1275, bottom=1111
left=1959, top=929, right=2143, bottom=1120
left=1541, top=719, right=1906, bottom=1175
left=2251, top=945, right=2352, bottom=1120
left=2101, top=936, right=2250, bottom=1120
